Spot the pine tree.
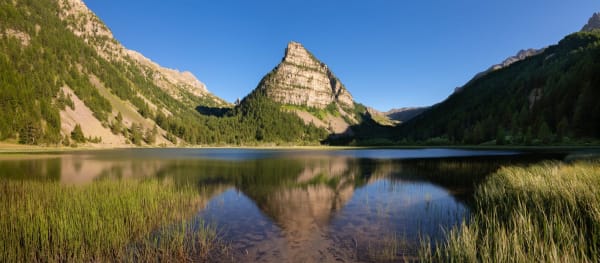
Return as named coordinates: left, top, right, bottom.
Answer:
left=70, top=124, right=86, bottom=143
left=144, top=126, right=158, bottom=145
left=130, top=123, right=143, bottom=146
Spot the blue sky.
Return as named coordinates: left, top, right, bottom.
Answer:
left=85, top=0, right=599, bottom=111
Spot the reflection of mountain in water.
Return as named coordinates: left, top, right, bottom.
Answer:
left=245, top=157, right=357, bottom=261
left=248, top=157, right=401, bottom=233
left=0, top=150, right=563, bottom=262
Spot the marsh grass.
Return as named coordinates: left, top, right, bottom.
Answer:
left=420, top=160, right=600, bottom=262
left=365, top=232, right=412, bottom=262
left=0, top=179, right=226, bottom=262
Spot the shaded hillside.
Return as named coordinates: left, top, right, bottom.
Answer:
left=398, top=30, right=600, bottom=145
left=386, top=107, right=429, bottom=123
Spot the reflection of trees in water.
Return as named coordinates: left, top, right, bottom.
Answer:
left=388, top=154, right=567, bottom=203
left=0, top=152, right=565, bottom=262
left=0, top=157, right=61, bottom=181
left=0, top=153, right=563, bottom=201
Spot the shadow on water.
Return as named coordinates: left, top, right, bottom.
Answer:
left=0, top=149, right=568, bottom=262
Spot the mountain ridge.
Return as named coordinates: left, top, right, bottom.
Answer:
left=58, top=0, right=226, bottom=106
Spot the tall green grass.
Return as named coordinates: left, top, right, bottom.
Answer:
left=0, top=179, right=225, bottom=262
left=420, top=161, right=600, bottom=262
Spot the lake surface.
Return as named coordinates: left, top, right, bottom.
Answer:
left=0, top=148, right=564, bottom=262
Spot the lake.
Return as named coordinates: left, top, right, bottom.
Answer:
left=0, top=148, right=564, bottom=262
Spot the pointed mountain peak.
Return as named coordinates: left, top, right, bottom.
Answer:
left=285, top=41, right=305, bottom=53
left=282, top=41, right=321, bottom=67
left=256, top=42, right=354, bottom=109
left=582, top=12, right=600, bottom=32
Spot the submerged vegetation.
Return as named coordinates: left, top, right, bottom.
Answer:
left=0, top=179, right=226, bottom=262
left=421, top=160, right=600, bottom=262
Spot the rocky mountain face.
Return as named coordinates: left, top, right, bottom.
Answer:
left=58, top=0, right=225, bottom=106
left=250, top=42, right=359, bottom=135
left=582, top=12, right=600, bottom=31
left=258, top=42, right=354, bottom=109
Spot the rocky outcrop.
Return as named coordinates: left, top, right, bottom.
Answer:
left=2, top=29, right=31, bottom=47
left=56, top=0, right=225, bottom=105
left=582, top=12, right=600, bottom=32
left=456, top=48, right=544, bottom=93
left=470, top=49, right=544, bottom=82
left=258, top=42, right=354, bottom=109
left=490, top=49, right=544, bottom=71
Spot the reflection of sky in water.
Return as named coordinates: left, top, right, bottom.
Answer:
left=330, top=180, right=468, bottom=256
left=0, top=149, right=560, bottom=262
left=195, top=178, right=468, bottom=262
left=22, top=147, right=520, bottom=161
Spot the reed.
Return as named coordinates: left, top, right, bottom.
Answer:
left=0, top=179, right=225, bottom=262
left=420, top=160, right=600, bottom=262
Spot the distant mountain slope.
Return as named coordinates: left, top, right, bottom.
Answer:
left=385, top=107, right=429, bottom=123
left=361, top=107, right=428, bottom=127
left=398, top=27, right=600, bottom=144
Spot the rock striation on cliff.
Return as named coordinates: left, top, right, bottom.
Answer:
left=257, top=42, right=354, bottom=109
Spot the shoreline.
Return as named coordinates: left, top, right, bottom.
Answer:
left=1, top=142, right=600, bottom=154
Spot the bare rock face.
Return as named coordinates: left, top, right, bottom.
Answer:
left=582, top=12, right=600, bottom=32
left=259, top=42, right=354, bottom=109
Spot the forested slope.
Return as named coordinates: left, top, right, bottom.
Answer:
left=397, top=30, right=600, bottom=145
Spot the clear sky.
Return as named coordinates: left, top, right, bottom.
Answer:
left=85, top=0, right=599, bottom=111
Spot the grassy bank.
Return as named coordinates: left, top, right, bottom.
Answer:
left=420, top=160, right=600, bottom=262
left=0, top=179, right=226, bottom=262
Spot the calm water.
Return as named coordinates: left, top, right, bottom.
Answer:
left=0, top=148, right=563, bottom=262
